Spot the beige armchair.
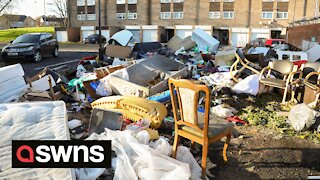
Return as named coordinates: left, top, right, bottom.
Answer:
left=259, top=60, right=298, bottom=103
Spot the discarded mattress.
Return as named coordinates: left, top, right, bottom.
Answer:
left=0, top=64, right=29, bottom=103
left=107, top=54, right=188, bottom=98
left=192, top=28, right=220, bottom=53
left=0, top=101, right=75, bottom=179
left=108, top=30, right=133, bottom=46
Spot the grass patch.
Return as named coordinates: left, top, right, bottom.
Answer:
left=237, top=94, right=320, bottom=143
left=0, top=27, right=55, bottom=43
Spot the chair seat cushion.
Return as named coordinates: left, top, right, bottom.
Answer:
left=260, top=78, right=286, bottom=88
left=181, top=113, right=233, bottom=138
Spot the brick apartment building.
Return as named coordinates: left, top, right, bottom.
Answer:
left=68, top=0, right=320, bottom=46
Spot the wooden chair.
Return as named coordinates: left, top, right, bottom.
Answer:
left=259, top=60, right=297, bottom=103
left=230, top=49, right=262, bottom=82
left=168, top=78, right=233, bottom=178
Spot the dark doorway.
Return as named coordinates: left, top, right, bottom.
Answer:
left=161, top=29, right=174, bottom=43
left=271, top=30, right=281, bottom=39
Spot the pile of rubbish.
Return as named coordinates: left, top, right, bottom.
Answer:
left=2, top=28, right=320, bottom=179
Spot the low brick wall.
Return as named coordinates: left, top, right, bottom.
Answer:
left=287, top=23, right=320, bottom=49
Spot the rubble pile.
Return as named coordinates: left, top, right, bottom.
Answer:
left=2, top=29, right=320, bottom=179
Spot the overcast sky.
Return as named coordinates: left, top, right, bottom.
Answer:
left=12, top=0, right=57, bottom=18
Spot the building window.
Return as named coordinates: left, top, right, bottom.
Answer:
left=276, top=12, right=288, bottom=19
left=117, top=13, right=126, bottom=19
left=87, top=14, right=96, bottom=20
left=160, top=12, right=171, bottom=19
left=87, top=0, right=95, bottom=6
left=77, top=0, right=85, bottom=6
left=209, top=12, right=220, bottom=19
left=173, top=12, right=183, bottom=19
left=77, top=14, right=86, bottom=20
left=223, top=11, right=234, bottom=19
left=128, top=0, right=137, bottom=4
left=116, top=0, right=125, bottom=4
left=161, top=0, right=171, bottom=3
left=173, top=0, right=183, bottom=2
left=262, top=11, right=273, bottom=19
left=128, top=13, right=137, bottom=19
left=223, top=0, right=234, bottom=2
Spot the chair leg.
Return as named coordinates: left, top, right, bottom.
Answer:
left=190, top=141, right=195, bottom=150
left=201, top=143, right=208, bottom=178
left=172, top=134, right=180, bottom=158
left=223, top=133, right=231, bottom=162
left=282, top=87, right=288, bottom=104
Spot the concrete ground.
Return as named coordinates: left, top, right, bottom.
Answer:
left=0, top=43, right=98, bottom=78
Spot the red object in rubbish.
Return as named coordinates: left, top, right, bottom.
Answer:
left=227, top=116, right=248, bottom=125
left=293, top=60, right=308, bottom=68
left=82, top=56, right=97, bottom=60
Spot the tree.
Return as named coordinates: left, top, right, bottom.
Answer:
left=51, top=0, right=68, bottom=27
left=0, top=0, right=14, bottom=14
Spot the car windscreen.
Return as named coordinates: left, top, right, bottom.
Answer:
left=12, top=34, right=40, bottom=44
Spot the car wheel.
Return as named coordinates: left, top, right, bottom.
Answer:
left=33, top=50, right=42, bottom=63
left=52, top=47, right=59, bottom=57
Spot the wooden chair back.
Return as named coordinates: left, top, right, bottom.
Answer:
left=168, top=78, right=211, bottom=138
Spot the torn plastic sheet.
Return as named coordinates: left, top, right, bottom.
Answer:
left=86, top=128, right=191, bottom=180
left=176, top=146, right=202, bottom=180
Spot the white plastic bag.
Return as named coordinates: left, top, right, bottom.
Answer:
left=96, top=81, right=112, bottom=96
left=135, top=130, right=150, bottom=144
left=149, top=137, right=172, bottom=156
left=176, top=146, right=202, bottom=180
left=288, top=103, right=319, bottom=132
left=86, top=129, right=191, bottom=180
left=232, top=74, right=260, bottom=96
left=75, top=168, right=106, bottom=180
left=210, top=105, right=238, bottom=118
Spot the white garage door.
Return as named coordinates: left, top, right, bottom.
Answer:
left=82, top=30, right=95, bottom=42
left=176, top=30, right=192, bottom=39
left=231, top=32, right=249, bottom=48
left=143, top=29, right=158, bottom=42
left=56, top=31, right=68, bottom=42
left=95, top=30, right=110, bottom=40
left=250, top=33, right=269, bottom=41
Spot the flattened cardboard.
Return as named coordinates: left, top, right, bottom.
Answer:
left=105, top=45, right=132, bottom=59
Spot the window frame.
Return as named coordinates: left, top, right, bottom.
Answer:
left=262, top=11, right=273, bottom=19
left=160, top=12, right=171, bottom=19
left=276, top=12, right=288, bottom=19
left=116, top=13, right=126, bottom=19
left=223, top=11, right=234, bottom=19
left=209, top=11, right=221, bottom=19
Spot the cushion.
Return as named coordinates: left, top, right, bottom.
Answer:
left=181, top=113, right=233, bottom=138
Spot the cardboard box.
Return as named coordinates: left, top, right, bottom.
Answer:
left=108, top=54, right=188, bottom=98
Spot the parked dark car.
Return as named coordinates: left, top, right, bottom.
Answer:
left=84, top=34, right=106, bottom=44
left=1, top=33, right=59, bottom=62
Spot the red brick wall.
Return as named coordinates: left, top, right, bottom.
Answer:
left=287, top=24, right=320, bottom=49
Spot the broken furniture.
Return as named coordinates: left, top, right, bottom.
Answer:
left=88, top=108, right=124, bottom=134
left=291, top=62, right=320, bottom=107
left=230, top=49, right=262, bottom=82
left=259, top=60, right=297, bottom=103
left=0, top=101, right=75, bottom=179
left=91, top=96, right=167, bottom=129
left=168, top=78, right=233, bottom=178
left=108, top=54, right=188, bottom=98
left=276, top=50, right=308, bottom=62
left=0, top=64, right=29, bottom=103
left=104, top=44, right=133, bottom=59
left=167, top=35, right=196, bottom=52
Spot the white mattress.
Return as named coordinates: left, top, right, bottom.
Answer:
left=0, top=101, right=75, bottom=180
